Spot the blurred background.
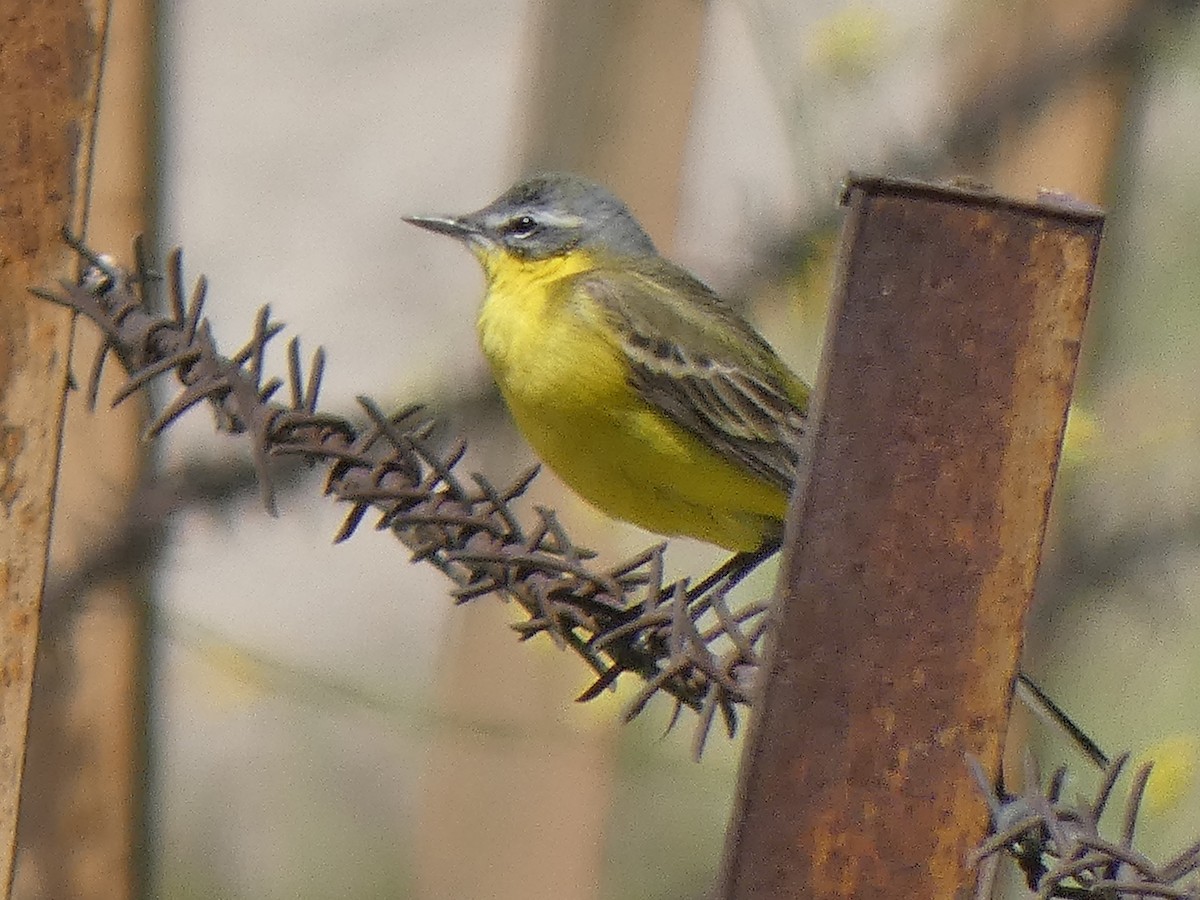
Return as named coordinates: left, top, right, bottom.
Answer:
left=13, top=0, right=1200, bottom=897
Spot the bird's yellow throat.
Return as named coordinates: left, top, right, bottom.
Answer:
left=472, top=244, right=597, bottom=298
left=472, top=245, right=601, bottom=376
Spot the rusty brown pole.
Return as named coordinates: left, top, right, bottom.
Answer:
left=718, top=176, right=1104, bottom=899
left=0, top=1, right=109, bottom=896
left=13, top=0, right=153, bottom=896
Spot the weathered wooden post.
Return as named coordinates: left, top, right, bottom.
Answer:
left=719, top=176, right=1104, bottom=898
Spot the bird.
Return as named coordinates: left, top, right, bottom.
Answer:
left=405, top=173, right=810, bottom=588
left=405, top=182, right=1108, bottom=764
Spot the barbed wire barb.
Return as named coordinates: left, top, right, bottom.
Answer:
left=972, top=749, right=1200, bottom=898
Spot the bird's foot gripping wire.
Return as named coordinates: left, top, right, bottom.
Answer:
left=581, top=538, right=782, bottom=757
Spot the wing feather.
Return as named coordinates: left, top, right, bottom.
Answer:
left=568, top=259, right=809, bottom=492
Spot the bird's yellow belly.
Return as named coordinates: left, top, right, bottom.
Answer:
left=481, top=294, right=787, bottom=551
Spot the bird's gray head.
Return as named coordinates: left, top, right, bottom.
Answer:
left=404, top=173, right=658, bottom=260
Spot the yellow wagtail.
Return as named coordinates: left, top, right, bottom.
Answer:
left=406, top=173, right=810, bottom=582
left=406, top=180, right=1106, bottom=761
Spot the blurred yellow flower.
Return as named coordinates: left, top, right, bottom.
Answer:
left=805, top=4, right=888, bottom=79
left=1137, top=734, right=1200, bottom=818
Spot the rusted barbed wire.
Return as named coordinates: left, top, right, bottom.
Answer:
left=972, top=752, right=1200, bottom=899
left=34, top=235, right=775, bottom=755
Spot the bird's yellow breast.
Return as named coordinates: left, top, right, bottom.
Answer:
left=473, top=247, right=787, bottom=551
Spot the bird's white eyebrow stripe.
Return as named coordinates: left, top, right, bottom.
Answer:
left=490, top=210, right=586, bottom=229
left=535, top=211, right=585, bottom=227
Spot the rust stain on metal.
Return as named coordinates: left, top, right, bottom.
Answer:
left=718, top=176, right=1103, bottom=899
left=0, top=428, right=25, bottom=514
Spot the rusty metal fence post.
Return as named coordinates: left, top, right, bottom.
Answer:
left=0, top=2, right=109, bottom=897
left=718, top=176, right=1104, bottom=899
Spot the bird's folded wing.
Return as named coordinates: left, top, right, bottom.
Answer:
left=570, top=262, right=808, bottom=492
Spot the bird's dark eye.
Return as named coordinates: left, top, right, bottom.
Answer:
left=504, top=215, right=539, bottom=238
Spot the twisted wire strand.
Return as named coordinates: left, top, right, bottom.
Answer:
left=35, top=236, right=776, bottom=754
left=971, top=753, right=1200, bottom=898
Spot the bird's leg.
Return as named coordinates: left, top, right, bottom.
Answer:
left=685, top=536, right=782, bottom=605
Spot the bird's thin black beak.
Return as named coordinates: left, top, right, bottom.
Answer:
left=403, top=214, right=478, bottom=240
